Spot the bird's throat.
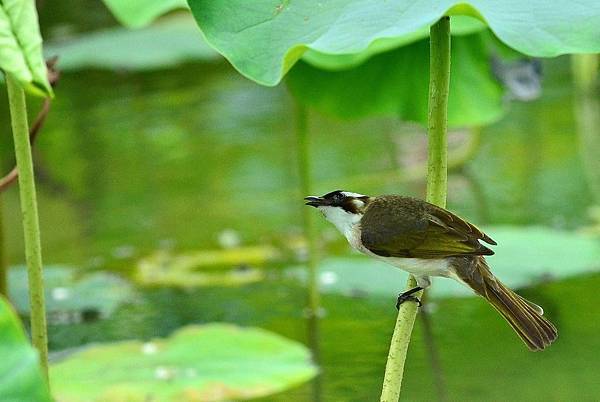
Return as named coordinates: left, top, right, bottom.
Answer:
left=319, top=206, right=362, bottom=238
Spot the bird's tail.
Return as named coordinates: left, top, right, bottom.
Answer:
left=451, top=256, right=557, bottom=351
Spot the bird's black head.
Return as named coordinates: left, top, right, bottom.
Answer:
left=304, top=190, right=371, bottom=214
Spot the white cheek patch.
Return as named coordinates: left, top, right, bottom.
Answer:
left=341, top=191, right=366, bottom=198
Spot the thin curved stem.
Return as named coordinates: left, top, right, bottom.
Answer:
left=5, top=74, right=49, bottom=381
left=380, top=16, right=450, bottom=402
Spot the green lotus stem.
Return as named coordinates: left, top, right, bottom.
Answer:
left=296, top=103, right=320, bottom=315
left=425, top=18, right=450, bottom=208
left=572, top=54, right=600, bottom=202
left=0, top=195, right=6, bottom=298
left=380, top=16, right=450, bottom=402
left=295, top=103, right=322, bottom=400
left=5, top=74, right=49, bottom=381
left=572, top=54, right=599, bottom=92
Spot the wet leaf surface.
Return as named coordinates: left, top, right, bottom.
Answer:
left=50, top=323, right=317, bottom=402
left=187, top=0, right=600, bottom=85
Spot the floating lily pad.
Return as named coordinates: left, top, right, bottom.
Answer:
left=291, top=226, right=600, bottom=298
left=135, top=247, right=280, bottom=288
left=0, top=297, right=52, bottom=402
left=135, top=262, right=264, bottom=288
left=45, top=14, right=220, bottom=71
left=9, top=265, right=135, bottom=322
left=187, top=0, right=600, bottom=85
left=50, top=324, right=317, bottom=402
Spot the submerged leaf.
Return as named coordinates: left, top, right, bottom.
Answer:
left=0, top=0, right=52, bottom=96
left=0, top=297, right=52, bottom=402
left=50, top=324, right=317, bottom=402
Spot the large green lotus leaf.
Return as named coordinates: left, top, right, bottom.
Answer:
left=102, top=0, right=188, bottom=28
left=45, top=15, right=220, bottom=71
left=287, top=33, right=504, bottom=126
left=187, top=0, right=600, bottom=86
left=50, top=324, right=317, bottom=402
left=291, top=226, right=600, bottom=298
left=0, top=0, right=52, bottom=96
left=0, top=297, right=52, bottom=402
left=9, top=265, right=135, bottom=321
left=303, top=15, right=486, bottom=71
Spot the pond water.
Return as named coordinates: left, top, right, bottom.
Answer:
left=1, top=10, right=599, bottom=402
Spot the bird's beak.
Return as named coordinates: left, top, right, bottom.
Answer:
left=304, top=196, right=327, bottom=208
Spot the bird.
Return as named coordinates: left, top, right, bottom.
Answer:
left=305, top=190, right=557, bottom=351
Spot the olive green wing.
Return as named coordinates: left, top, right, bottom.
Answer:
left=424, top=203, right=497, bottom=247
left=360, top=196, right=496, bottom=259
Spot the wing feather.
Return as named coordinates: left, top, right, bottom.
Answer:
left=361, top=196, right=496, bottom=259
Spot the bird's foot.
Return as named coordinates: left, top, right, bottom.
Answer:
left=395, top=287, right=424, bottom=310
left=396, top=295, right=422, bottom=309
left=395, top=295, right=422, bottom=309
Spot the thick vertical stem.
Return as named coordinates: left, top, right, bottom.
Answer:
left=572, top=54, right=599, bottom=92
left=380, top=275, right=420, bottom=402
left=295, top=103, right=322, bottom=401
left=426, top=17, right=450, bottom=209
left=572, top=54, right=600, bottom=202
left=5, top=74, right=49, bottom=381
left=296, top=104, right=320, bottom=315
left=380, top=16, right=450, bottom=402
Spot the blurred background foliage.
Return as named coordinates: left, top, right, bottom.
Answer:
left=0, top=1, right=599, bottom=401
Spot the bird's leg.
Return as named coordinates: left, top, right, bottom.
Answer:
left=396, top=286, right=424, bottom=309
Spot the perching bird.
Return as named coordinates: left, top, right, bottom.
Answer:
left=305, top=190, right=557, bottom=351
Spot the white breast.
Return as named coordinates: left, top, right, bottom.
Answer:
left=344, top=221, right=451, bottom=278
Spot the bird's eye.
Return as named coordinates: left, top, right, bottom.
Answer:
left=323, top=190, right=345, bottom=202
